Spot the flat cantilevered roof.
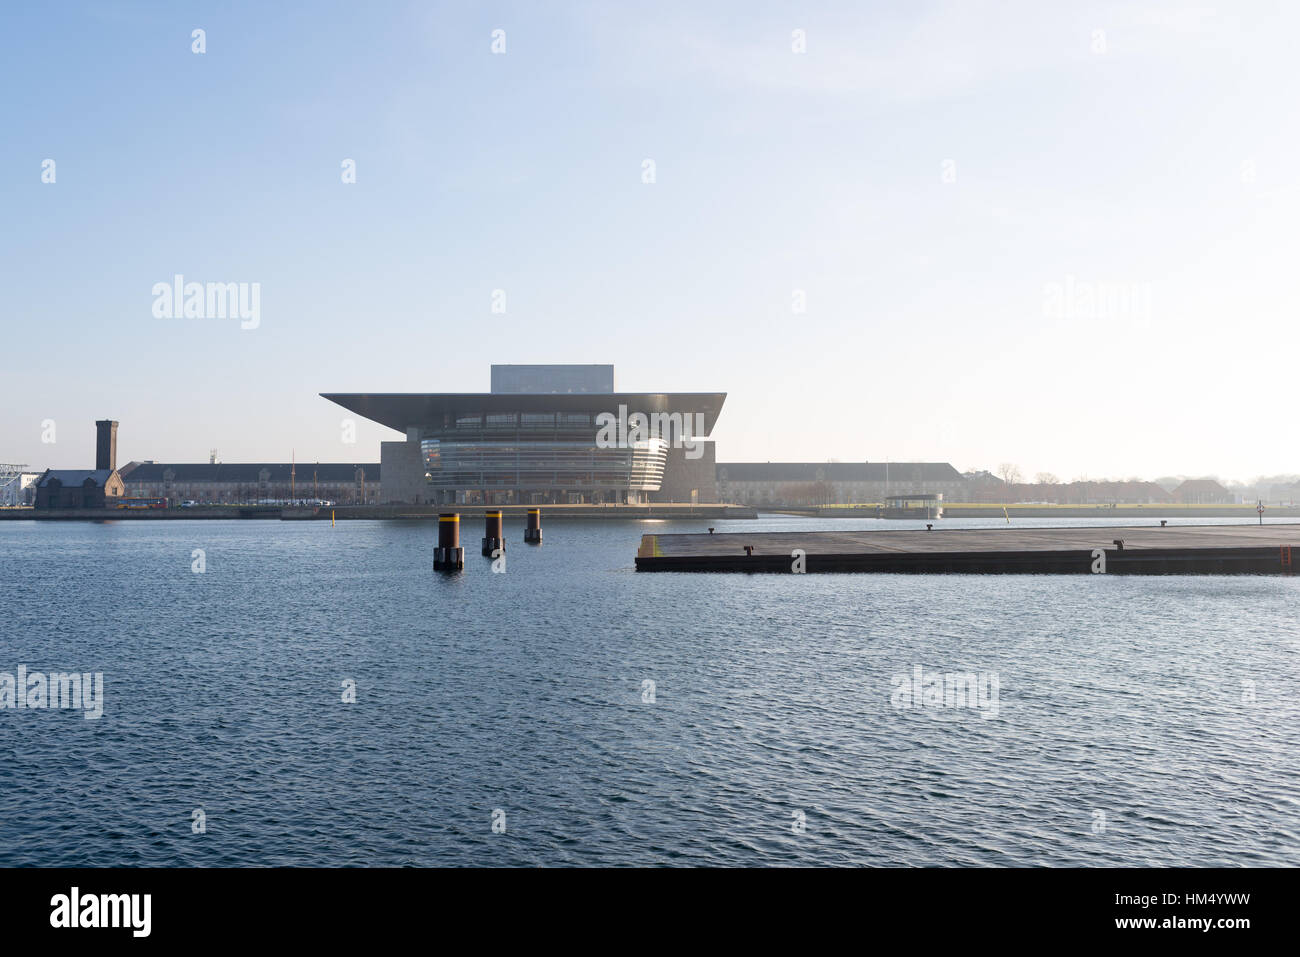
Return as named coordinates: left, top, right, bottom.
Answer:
left=320, top=393, right=727, bottom=434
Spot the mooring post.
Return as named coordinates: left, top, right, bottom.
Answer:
left=524, top=507, right=542, bottom=543
left=482, top=510, right=505, bottom=556
left=434, top=512, right=464, bottom=569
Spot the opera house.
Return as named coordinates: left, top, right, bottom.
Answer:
left=323, top=365, right=726, bottom=505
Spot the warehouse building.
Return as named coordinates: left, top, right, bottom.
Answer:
left=118, top=461, right=380, bottom=504
left=715, top=462, right=967, bottom=506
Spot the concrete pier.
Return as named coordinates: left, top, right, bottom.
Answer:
left=635, top=524, right=1300, bottom=575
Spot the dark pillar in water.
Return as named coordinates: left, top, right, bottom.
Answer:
left=482, top=510, right=504, bottom=556
left=434, top=513, right=464, bottom=569
left=524, top=507, right=542, bottom=543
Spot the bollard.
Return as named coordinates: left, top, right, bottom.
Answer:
left=524, top=507, right=542, bottom=544
left=482, top=510, right=505, bottom=556
left=433, top=513, right=464, bottom=569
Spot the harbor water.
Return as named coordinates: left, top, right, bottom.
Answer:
left=1, top=515, right=1297, bottom=866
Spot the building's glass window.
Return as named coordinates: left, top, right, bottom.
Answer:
left=419, top=438, right=667, bottom=492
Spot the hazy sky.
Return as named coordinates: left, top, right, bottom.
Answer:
left=4, top=1, right=1297, bottom=481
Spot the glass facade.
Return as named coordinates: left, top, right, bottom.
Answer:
left=421, top=423, right=668, bottom=504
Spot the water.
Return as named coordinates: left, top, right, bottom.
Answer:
left=1, top=514, right=1297, bottom=866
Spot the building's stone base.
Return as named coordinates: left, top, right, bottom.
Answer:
left=380, top=438, right=426, bottom=504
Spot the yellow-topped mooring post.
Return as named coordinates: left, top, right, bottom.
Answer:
left=482, top=510, right=504, bottom=556
left=524, top=508, right=542, bottom=544
left=434, top=512, right=464, bottom=569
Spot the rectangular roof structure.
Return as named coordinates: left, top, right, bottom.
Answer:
left=490, top=364, right=615, bottom=393
left=321, top=393, right=727, bottom=435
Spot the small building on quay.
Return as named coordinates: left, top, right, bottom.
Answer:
left=33, top=420, right=125, bottom=509
left=34, top=469, right=125, bottom=508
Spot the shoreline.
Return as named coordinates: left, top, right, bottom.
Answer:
left=0, top=503, right=759, bottom=521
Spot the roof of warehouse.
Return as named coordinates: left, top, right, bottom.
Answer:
left=118, top=462, right=378, bottom=483
left=716, top=462, right=964, bottom=482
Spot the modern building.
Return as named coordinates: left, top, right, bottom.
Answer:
left=324, top=365, right=726, bottom=505
left=0, top=468, right=42, bottom=507
left=118, top=462, right=380, bottom=504
left=34, top=420, right=125, bottom=508
left=716, top=462, right=966, bottom=506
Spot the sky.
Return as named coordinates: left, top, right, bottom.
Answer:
left=3, top=1, right=1297, bottom=482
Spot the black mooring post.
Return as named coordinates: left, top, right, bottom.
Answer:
left=434, top=513, right=465, bottom=569
left=482, top=509, right=504, bottom=556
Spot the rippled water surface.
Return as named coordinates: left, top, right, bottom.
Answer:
left=1, top=515, right=1297, bottom=866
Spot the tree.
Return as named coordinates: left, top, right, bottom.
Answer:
left=1034, top=472, right=1059, bottom=485
left=997, top=463, right=1022, bottom=486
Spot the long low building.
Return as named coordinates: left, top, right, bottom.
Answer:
left=716, top=462, right=967, bottom=506
left=119, top=462, right=380, bottom=504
